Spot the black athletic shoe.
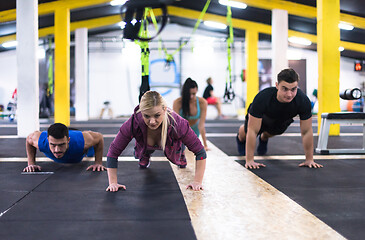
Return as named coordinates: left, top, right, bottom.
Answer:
left=236, top=134, right=246, bottom=156
left=139, top=156, right=150, bottom=168
left=179, top=153, right=187, bottom=168
left=257, top=135, right=268, bottom=156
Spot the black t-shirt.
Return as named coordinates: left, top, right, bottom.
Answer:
left=249, top=87, right=312, bottom=125
left=203, top=84, right=213, bottom=99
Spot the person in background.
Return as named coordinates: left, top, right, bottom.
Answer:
left=173, top=78, right=209, bottom=150
left=203, top=77, right=224, bottom=119
left=106, top=91, right=207, bottom=192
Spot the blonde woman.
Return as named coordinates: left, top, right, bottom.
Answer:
left=106, top=91, right=206, bottom=192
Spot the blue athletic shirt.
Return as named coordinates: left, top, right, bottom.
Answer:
left=38, top=130, right=85, bottom=163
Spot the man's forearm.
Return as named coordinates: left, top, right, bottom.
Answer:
left=26, top=142, right=37, bottom=165
left=245, top=131, right=256, bottom=162
left=302, top=131, right=314, bottom=161
left=94, top=138, right=104, bottom=164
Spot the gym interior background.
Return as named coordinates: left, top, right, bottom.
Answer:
left=1, top=1, right=365, bottom=240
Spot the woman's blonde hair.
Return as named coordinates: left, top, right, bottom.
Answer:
left=139, top=91, right=174, bottom=151
left=206, top=77, right=212, bottom=84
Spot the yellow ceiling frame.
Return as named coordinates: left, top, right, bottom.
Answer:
left=0, top=15, right=121, bottom=44
left=0, top=4, right=364, bottom=53
left=236, top=0, right=365, bottom=30
left=168, top=6, right=365, bottom=53
left=0, top=0, right=112, bottom=23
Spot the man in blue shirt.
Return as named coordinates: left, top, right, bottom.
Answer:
left=23, top=123, right=106, bottom=172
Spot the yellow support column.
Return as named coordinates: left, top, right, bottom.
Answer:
left=245, top=30, right=259, bottom=113
left=317, top=0, right=341, bottom=135
left=54, top=6, right=70, bottom=126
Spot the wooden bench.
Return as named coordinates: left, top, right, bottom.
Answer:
left=315, top=112, right=365, bottom=154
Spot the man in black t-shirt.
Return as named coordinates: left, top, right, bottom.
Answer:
left=236, top=68, right=323, bottom=169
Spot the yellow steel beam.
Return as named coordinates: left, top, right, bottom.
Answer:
left=245, top=30, right=259, bottom=113
left=341, top=41, right=365, bottom=53
left=0, top=0, right=111, bottom=23
left=0, top=15, right=121, bottom=44
left=235, top=0, right=365, bottom=29
left=170, top=6, right=365, bottom=53
left=168, top=6, right=271, bottom=34
left=54, top=6, right=71, bottom=126
left=0, top=0, right=364, bottom=31
left=0, top=6, right=364, bottom=53
left=317, top=0, right=341, bottom=135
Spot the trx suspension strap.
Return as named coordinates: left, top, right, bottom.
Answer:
left=122, top=1, right=170, bottom=41
left=47, top=37, right=54, bottom=97
left=150, top=0, right=211, bottom=68
left=223, top=3, right=235, bottom=103
left=136, top=9, right=151, bottom=102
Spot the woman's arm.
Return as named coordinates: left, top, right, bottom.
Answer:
left=106, top=167, right=126, bottom=192
left=172, top=98, right=182, bottom=114
left=198, top=98, right=209, bottom=150
left=186, top=158, right=206, bottom=191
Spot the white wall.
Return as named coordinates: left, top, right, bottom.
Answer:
left=0, top=50, right=17, bottom=108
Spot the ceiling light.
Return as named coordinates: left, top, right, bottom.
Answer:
left=338, top=22, right=354, bottom=31
left=288, top=37, right=311, bottom=46
left=339, top=46, right=344, bottom=52
left=219, top=0, right=247, bottom=9
left=118, top=21, right=126, bottom=29
left=110, top=0, right=128, bottom=6
left=204, top=21, right=227, bottom=30
left=2, top=41, right=17, bottom=48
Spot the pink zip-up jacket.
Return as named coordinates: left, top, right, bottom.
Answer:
left=107, top=106, right=206, bottom=168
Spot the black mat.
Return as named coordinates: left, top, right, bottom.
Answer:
left=209, top=135, right=365, bottom=156
left=208, top=135, right=313, bottom=156
left=236, top=159, right=365, bottom=240
left=0, top=161, right=196, bottom=240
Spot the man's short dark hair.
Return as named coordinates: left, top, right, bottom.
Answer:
left=277, top=68, right=299, bottom=84
left=47, top=123, right=69, bottom=139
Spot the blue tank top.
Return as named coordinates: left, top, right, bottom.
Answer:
left=38, top=130, right=85, bottom=163
left=179, top=97, right=201, bottom=120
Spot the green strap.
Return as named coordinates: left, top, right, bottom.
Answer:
left=135, top=8, right=151, bottom=77
left=226, top=3, right=233, bottom=84
left=148, top=0, right=211, bottom=61
left=176, top=0, right=211, bottom=54
left=149, top=9, right=163, bottom=56
left=47, top=37, right=53, bottom=96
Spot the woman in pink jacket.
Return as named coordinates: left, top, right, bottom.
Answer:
left=106, top=91, right=206, bottom=192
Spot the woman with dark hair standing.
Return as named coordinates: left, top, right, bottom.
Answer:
left=173, top=78, right=209, bottom=150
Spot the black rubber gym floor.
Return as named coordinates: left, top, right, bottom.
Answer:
left=236, top=159, right=365, bottom=240
left=0, top=161, right=195, bottom=240
left=0, top=119, right=193, bottom=239
left=1, top=117, right=364, bottom=239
